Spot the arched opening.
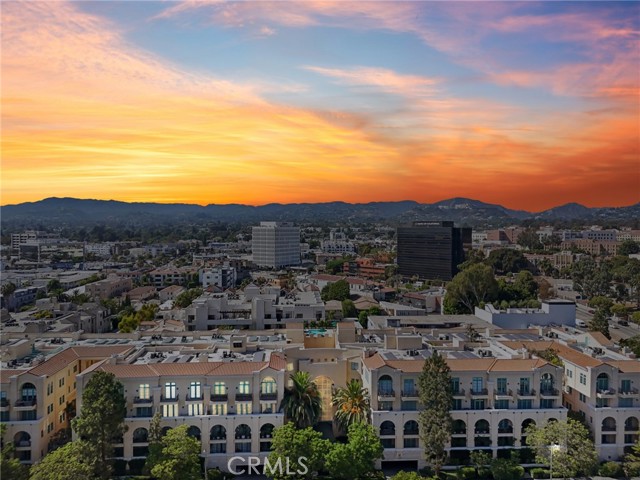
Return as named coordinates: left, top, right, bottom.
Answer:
left=235, top=424, right=251, bottom=439
left=596, top=373, right=610, bottom=392
left=19, top=383, right=36, bottom=405
left=161, top=426, right=172, bottom=437
left=475, top=419, right=490, bottom=435
left=498, top=419, right=513, bottom=434
left=521, top=419, right=536, bottom=446
left=187, top=426, right=201, bottom=441
left=260, top=424, right=275, bottom=439
left=380, top=420, right=395, bottom=449
left=261, top=377, right=277, bottom=394
left=314, top=375, right=334, bottom=422
left=404, top=420, right=419, bottom=436
left=210, top=425, right=227, bottom=440
left=378, top=375, right=394, bottom=396
left=602, top=417, right=617, bottom=432
left=14, top=432, right=31, bottom=447
left=132, top=428, right=148, bottom=443
left=540, top=373, right=555, bottom=393
left=453, top=420, right=467, bottom=435
left=625, top=417, right=639, bottom=431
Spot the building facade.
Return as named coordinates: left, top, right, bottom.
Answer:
left=252, top=222, right=301, bottom=268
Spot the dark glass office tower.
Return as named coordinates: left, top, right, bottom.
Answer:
left=397, top=221, right=472, bottom=281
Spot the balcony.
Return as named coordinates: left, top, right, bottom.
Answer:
left=452, top=430, right=467, bottom=436
left=494, top=389, right=512, bottom=400
left=15, top=440, right=31, bottom=449
left=596, top=388, right=616, bottom=398
left=619, top=388, right=639, bottom=397
left=160, top=394, right=179, bottom=402
left=260, top=392, right=278, bottom=401
left=470, top=388, right=489, bottom=398
left=517, top=389, right=536, bottom=397
left=186, top=394, right=204, bottom=401
left=474, top=429, right=490, bottom=436
left=133, top=396, right=153, bottom=404
left=14, top=398, right=37, bottom=409
left=452, top=388, right=466, bottom=398
left=380, top=429, right=395, bottom=436
left=0, top=399, right=9, bottom=408
left=377, top=390, right=396, bottom=400
left=235, top=393, right=253, bottom=401
left=540, top=388, right=560, bottom=398
left=401, top=390, right=419, bottom=399
left=211, top=393, right=228, bottom=402
left=602, top=425, right=616, bottom=432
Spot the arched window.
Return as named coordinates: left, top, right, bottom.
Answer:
left=521, top=419, right=535, bottom=446
left=210, top=425, right=226, bottom=440
left=453, top=420, right=466, bottom=435
left=498, top=419, right=513, bottom=434
left=380, top=420, right=395, bottom=436
left=404, top=420, right=419, bottom=436
left=261, top=377, right=277, bottom=394
left=133, top=428, right=148, bottom=443
left=596, top=373, right=610, bottom=392
left=235, top=424, right=251, bottom=439
left=602, top=417, right=616, bottom=432
left=20, top=383, right=36, bottom=401
left=161, top=426, right=172, bottom=437
left=475, top=419, right=490, bottom=434
left=540, top=373, right=555, bottom=393
left=260, top=424, right=275, bottom=439
left=625, top=417, right=639, bottom=431
left=378, top=375, right=393, bottom=396
left=187, top=426, right=201, bottom=441
left=14, top=432, right=31, bottom=447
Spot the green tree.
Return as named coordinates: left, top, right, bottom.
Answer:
left=1, top=282, right=17, bottom=296
left=610, top=303, right=629, bottom=319
left=332, top=379, right=371, bottom=431
left=324, top=422, right=384, bottom=480
left=490, top=456, right=524, bottom=480
left=525, top=419, right=597, bottom=478
left=418, top=351, right=453, bottom=476
left=619, top=239, right=640, bottom=256
left=279, top=371, right=322, bottom=429
left=443, top=264, right=499, bottom=314
left=390, top=473, right=425, bottom=480
left=144, top=411, right=163, bottom=475
left=174, top=288, right=203, bottom=308
left=72, top=371, right=126, bottom=479
left=571, top=258, right=612, bottom=299
left=470, top=450, right=492, bottom=476
left=487, top=249, right=531, bottom=274
left=266, top=423, right=329, bottom=480
left=0, top=424, right=29, bottom=480
left=588, top=295, right=614, bottom=315
left=623, top=438, right=640, bottom=478
left=29, top=441, right=95, bottom=480
left=321, top=279, right=350, bottom=302
left=619, top=335, right=640, bottom=356
left=46, top=279, right=62, bottom=293
left=513, top=270, right=539, bottom=299
left=589, top=308, right=611, bottom=339
left=517, top=229, right=543, bottom=251
left=342, top=299, right=358, bottom=318
left=150, top=425, right=201, bottom=480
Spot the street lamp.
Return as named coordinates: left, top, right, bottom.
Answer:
left=549, top=443, right=561, bottom=479
left=202, top=447, right=207, bottom=480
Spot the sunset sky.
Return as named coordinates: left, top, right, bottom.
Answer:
left=1, top=1, right=639, bottom=211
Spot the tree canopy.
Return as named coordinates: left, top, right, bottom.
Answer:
left=72, top=371, right=126, bottom=479
left=443, top=263, right=499, bottom=314
left=0, top=424, right=29, bottom=480
left=324, top=422, right=384, bottom=480
left=29, top=441, right=95, bottom=480
left=279, top=371, right=322, bottom=429
left=321, top=279, right=350, bottom=302
left=266, top=423, right=329, bottom=480
left=332, top=379, right=371, bottom=431
left=150, top=425, right=201, bottom=480
left=487, top=249, right=532, bottom=274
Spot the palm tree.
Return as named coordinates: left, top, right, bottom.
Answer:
left=332, top=379, right=371, bottom=430
left=279, top=371, right=322, bottom=428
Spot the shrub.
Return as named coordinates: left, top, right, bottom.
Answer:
left=478, top=468, right=492, bottom=479
left=128, top=459, right=146, bottom=475
left=530, top=468, right=550, bottom=479
left=598, top=461, right=623, bottom=478
left=490, top=458, right=523, bottom=480
left=460, top=467, right=476, bottom=479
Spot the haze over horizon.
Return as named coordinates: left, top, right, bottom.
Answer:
left=2, top=1, right=639, bottom=211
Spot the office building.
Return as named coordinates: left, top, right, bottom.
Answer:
left=397, top=222, right=471, bottom=281
left=252, top=222, right=300, bottom=268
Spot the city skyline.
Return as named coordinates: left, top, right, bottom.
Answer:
left=2, top=1, right=639, bottom=210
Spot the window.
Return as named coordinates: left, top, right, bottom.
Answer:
left=237, top=402, right=252, bottom=415
left=136, top=407, right=153, bottom=418
left=579, top=393, right=586, bottom=402
left=162, top=404, right=179, bottom=417
left=497, top=378, right=507, bottom=394
left=21, top=410, right=37, bottom=421
left=379, top=401, right=393, bottom=411
left=402, top=401, right=417, bottom=411
left=59, top=395, right=65, bottom=405
left=238, top=381, right=250, bottom=394
left=261, top=378, right=276, bottom=394
left=188, top=403, right=203, bottom=416
left=139, top=384, right=150, bottom=400
left=452, top=399, right=463, bottom=410
left=261, top=402, right=277, bottom=414
left=404, top=438, right=418, bottom=448
left=211, top=403, right=228, bottom=415
left=540, top=399, right=555, bottom=409
left=213, top=382, right=226, bottom=396
left=519, top=378, right=530, bottom=394
left=517, top=399, right=532, bottom=409
left=620, top=398, right=633, bottom=408
left=210, top=443, right=226, bottom=454
left=471, top=399, right=485, bottom=410
left=59, top=378, right=64, bottom=387
left=0, top=412, right=8, bottom=422
left=351, top=362, right=359, bottom=371
left=621, top=379, right=632, bottom=393
left=189, top=382, right=202, bottom=400
left=472, top=377, right=484, bottom=393
left=450, top=377, right=460, bottom=393
left=403, top=379, right=416, bottom=396
left=164, top=382, right=177, bottom=400
left=579, top=373, right=587, bottom=385
left=495, top=400, right=509, bottom=409
left=566, top=369, right=573, bottom=378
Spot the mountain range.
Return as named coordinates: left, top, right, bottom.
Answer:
left=1, top=197, right=639, bottom=228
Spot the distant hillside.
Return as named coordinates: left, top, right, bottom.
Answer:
left=1, top=197, right=638, bottom=229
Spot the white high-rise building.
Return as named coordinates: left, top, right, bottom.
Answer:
left=252, top=222, right=300, bottom=268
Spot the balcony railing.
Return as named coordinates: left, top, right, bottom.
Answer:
left=540, top=388, right=559, bottom=397
left=378, top=390, right=396, bottom=399
left=619, top=388, right=639, bottom=396
left=260, top=392, right=278, bottom=401
left=235, top=393, right=253, bottom=401
left=498, top=428, right=514, bottom=434
left=596, top=388, right=616, bottom=397
left=160, top=394, right=179, bottom=402
left=186, top=394, right=204, bottom=401
left=211, top=393, right=228, bottom=402
left=517, top=389, right=536, bottom=397
left=452, top=388, right=466, bottom=397
left=495, top=389, right=512, bottom=398
left=401, top=389, right=419, bottom=398
left=452, top=429, right=467, bottom=435
left=470, top=388, right=488, bottom=396
left=474, top=429, right=490, bottom=435
left=133, top=396, right=153, bottom=404
left=15, top=398, right=37, bottom=407
left=0, top=399, right=9, bottom=407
